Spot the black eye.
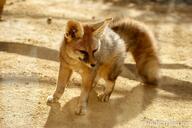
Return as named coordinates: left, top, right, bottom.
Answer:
left=79, top=50, right=88, bottom=55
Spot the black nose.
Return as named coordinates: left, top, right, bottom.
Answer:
left=90, top=64, right=96, bottom=67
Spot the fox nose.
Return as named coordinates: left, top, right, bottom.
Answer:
left=90, top=64, right=96, bottom=67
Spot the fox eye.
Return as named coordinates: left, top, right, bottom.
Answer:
left=79, top=50, right=88, bottom=55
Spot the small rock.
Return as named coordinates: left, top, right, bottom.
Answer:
left=8, top=2, right=14, bottom=5
left=27, top=39, right=31, bottom=42
left=47, top=17, right=52, bottom=24
left=92, top=16, right=96, bottom=20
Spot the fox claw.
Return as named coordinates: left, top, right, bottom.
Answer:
left=75, top=105, right=87, bottom=115
left=47, top=95, right=58, bottom=104
left=97, top=93, right=110, bottom=102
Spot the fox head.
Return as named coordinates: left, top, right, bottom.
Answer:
left=64, top=18, right=112, bottom=68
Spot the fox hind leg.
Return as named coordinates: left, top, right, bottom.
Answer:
left=97, top=80, right=115, bottom=102
left=98, top=63, right=122, bottom=102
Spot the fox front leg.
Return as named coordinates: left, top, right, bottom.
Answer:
left=47, top=62, right=72, bottom=103
left=75, top=70, right=95, bottom=115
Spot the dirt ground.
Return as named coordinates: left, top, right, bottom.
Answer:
left=0, top=0, right=192, bottom=128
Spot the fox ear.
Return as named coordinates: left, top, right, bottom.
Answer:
left=92, top=18, right=113, bottom=38
left=65, top=20, right=84, bottom=41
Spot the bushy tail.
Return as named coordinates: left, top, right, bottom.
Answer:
left=110, top=18, right=160, bottom=85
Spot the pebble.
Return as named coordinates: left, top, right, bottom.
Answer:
left=47, top=17, right=52, bottom=24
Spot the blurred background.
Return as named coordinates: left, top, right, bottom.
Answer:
left=0, top=0, right=192, bottom=128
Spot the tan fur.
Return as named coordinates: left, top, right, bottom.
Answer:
left=47, top=17, right=160, bottom=115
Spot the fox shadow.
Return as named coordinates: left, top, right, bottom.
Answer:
left=45, top=84, right=157, bottom=128
left=122, top=64, right=192, bottom=99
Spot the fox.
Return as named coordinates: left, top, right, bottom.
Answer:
left=47, top=17, right=160, bottom=115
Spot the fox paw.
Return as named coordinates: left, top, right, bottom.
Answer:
left=75, top=105, right=87, bottom=115
left=47, top=95, right=58, bottom=104
left=97, top=93, right=110, bottom=102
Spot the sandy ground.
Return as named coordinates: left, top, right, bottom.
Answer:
left=0, top=0, right=192, bottom=128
